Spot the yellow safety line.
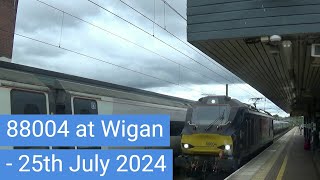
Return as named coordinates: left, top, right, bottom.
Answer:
left=276, top=154, right=288, bottom=180
left=252, top=129, right=294, bottom=180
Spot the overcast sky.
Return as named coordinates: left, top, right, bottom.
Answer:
left=12, top=0, right=288, bottom=116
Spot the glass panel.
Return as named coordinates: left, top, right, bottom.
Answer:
left=73, top=98, right=98, bottom=114
left=11, top=90, right=47, bottom=114
left=11, top=90, right=49, bottom=149
left=73, top=97, right=100, bottom=149
left=192, top=105, right=230, bottom=126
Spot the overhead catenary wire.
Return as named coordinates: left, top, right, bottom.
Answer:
left=162, top=1, right=262, bottom=97
left=58, top=11, right=64, bottom=47
left=35, top=0, right=254, bottom=97
left=33, top=0, right=257, bottom=98
left=163, top=0, right=166, bottom=29
left=87, top=0, right=257, bottom=97
left=31, top=0, right=219, bottom=85
left=31, top=0, right=244, bottom=94
left=118, top=0, right=242, bottom=84
left=1, top=28, right=203, bottom=95
left=90, top=0, right=233, bottom=82
left=160, top=0, right=187, bottom=21
left=153, top=0, right=155, bottom=36
left=116, top=0, right=259, bottom=97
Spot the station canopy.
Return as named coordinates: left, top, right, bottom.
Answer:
left=187, top=0, right=320, bottom=115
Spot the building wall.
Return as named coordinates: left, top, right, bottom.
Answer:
left=187, top=0, right=320, bottom=41
left=0, top=0, right=18, bottom=60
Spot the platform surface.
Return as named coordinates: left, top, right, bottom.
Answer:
left=226, top=127, right=320, bottom=180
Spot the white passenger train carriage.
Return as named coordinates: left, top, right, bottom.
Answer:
left=0, top=61, right=193, bottom=156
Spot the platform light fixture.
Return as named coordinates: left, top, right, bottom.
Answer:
left=260, top=35, right=282, bottom=44
left=260, top=36, right=269, bottom=43
left=269, top=35, right=282, bottom=42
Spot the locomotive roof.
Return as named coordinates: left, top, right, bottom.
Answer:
left=197, top=96, right=246, bottom=107
left=195, top=96, right=273, bottom=117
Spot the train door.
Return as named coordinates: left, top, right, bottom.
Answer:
left=72, top=96, right=101, bottom=149
left=250, top=117, right=255, bottom=147
left=246, top=116, right=253, bottom=149
left=238, top=112, right=250, bottom=156
left=245, top=119, right=250, bottom=150
left=271, top=120, right=274, bottom=138
left=240, top=117, right=250, bottom=153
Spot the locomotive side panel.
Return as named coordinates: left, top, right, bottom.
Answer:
left=236, top=112, right=273, bottom=161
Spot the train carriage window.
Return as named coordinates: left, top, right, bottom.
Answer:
left=11, top=90, right=49, bottom=149
left=73, top=98, right=98, bottom=114
left=73, top=97, right=100, bottom=149
left=11, top=90, right=47, bottom=114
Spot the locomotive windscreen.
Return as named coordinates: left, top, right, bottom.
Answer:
left=191, top=105, right=231, bottom=126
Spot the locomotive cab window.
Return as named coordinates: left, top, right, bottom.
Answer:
left=73, top=97, right=100, bottom=149
left=11, top=89, right=49, bottom=149
left=191, top=105, right=231, bottom=126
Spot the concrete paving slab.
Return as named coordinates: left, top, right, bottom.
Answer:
left=226, top=127, right=319, bottom=180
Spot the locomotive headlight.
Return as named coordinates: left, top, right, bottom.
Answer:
left=225, top=144, right=231, bottom=151
left=182, top=143, right=193, bottom=149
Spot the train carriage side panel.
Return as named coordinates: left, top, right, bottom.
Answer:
left=97, top=97, right=114, bottom=150
left=0, top=86, right=11, bottom=150
left=0, top=87, right=11, bottom=114
left=98, top=97, right=113, bottom=115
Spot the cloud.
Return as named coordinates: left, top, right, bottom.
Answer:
left=16, top=0, right=101, bottom=32
left=147, top=84, right=289, bottom=117
left=14, top=0, right=238, bottom=87
left=11, top=0, right=288, bottom=117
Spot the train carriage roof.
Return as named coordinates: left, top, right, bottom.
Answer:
left=0, top=61, right=194, bottom=108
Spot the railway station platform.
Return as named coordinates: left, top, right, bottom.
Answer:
left=226, top=127, right=320, bottom=180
